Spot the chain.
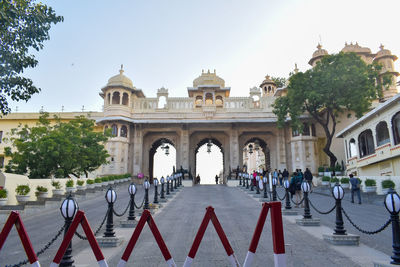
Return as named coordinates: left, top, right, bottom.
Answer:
left=5, top=224, right=66, bottom=267
left=113, top=200, right=131, bottom=217
left=291, top=196, right=305, bottom=206
left=342, top=207, right=391, bottom=235
left=276, top=190, right=286, bottom=201
left=74, top=209, right=109, bottom=240
left=134, top=195, right=145, bottom=209
left=308, top=199, right=336, bottom=215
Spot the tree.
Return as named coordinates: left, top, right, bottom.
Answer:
left=271, top=77, right=286, bottom=88
left=5, top=113, right=111, bottom=178
left=0, top=0, right=63, bottom=115
left=273, top=52, right=390, bottom=168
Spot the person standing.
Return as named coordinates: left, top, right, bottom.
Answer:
left=350, top=174, right=361, bottom=204
left=215, top=175, right=219, bottom=185
left=282, top=168, right=289, bottom=181
left=278, top=170, right=283, bottom=186
left=304, top=168, right=313, bottom=188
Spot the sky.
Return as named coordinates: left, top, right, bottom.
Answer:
left=10, top=0, right=400, bottom=113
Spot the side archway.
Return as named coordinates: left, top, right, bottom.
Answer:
left=149, top=138, right=176, bottom=181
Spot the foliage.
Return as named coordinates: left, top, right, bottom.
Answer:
left=5, top=113, right=110, bottom=178
left=322, top=176, right=330, bottom=182
left=330, top=177, right=339, bottom=183
left=318, top=166, right=324, bottom=172
left=0, top=188, right=7, bottom=198
left=273, top=52, right=390, bottom=168
left=340, top=177, right=349, bottom=184
left=0, top=0, right=63, bottom=115
left=87, top=179, right=94, bottom=185
left=51, top=180, right=61, bottom=189
left=15, top=184, right=30, bottom=195
left=77, top=180, right=85, bottom=186
left=65, top=179, right=74, bottom=188
left=101, top=177, right=109, bottom=182
left=382, top=179, right=395, bottom=189
left=271, top=77, right=286, bottom=88
left=365, top=179, right=376, bottom=187
left=94, top=177, right=102, bottom=183
left=335, top=163, right=342, bottom=171
left=36, top=185, right=48, bottom=192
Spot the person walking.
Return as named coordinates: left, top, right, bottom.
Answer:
left=215, top=175, right=219, bottom=185
left=282, top=168, right=289, bottom=181
left=304, top=168, right=313, bottom=189
left=350, top=174, right=361, bottom=204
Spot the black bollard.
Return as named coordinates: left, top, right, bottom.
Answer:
left=384, top=188, right=400, bottom=264
left=256, top=175, right=260, bottom=194
left=104, top=187, right=117, bottom=237
left=127, top=183, right=136, bottom=221
left=60, top=194, right=78, bottom=267
left=332, top=183, right=346, bottom=235
left=263, top=177, right=268, bottom=199
left=283, top=180, right=291, bottom=209
left=239, top=173, right=242, bottom=186
left=166, top=176, right=170, bottom=195
left=174, top=175, right=178, bottom=189
left=246, top=174, right=249, bottom=189
left=250, top=174, right=254, bottom=191
left=160, top=177, right=165, bottom=199
left=143, top=180, right=150, bottom=210
left=272, top=178, right=277, bottom=201
left=301, top=182, right=312, bottom=219
left=170, top=176, right=174, bottom=192
left=153, top=178, right=159, bottom=204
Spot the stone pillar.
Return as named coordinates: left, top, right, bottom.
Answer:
left=180, top=126, right=190, bottom=170
left=388, top=119, right=395, bottom=146
left=229, top=126, right=239, bottom=174
left=132, top=124, right=143, bottom=176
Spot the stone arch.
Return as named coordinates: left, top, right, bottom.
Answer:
left=243, top=137, right=270, bottom=172
left=358, top=129, right=375, bottom=158
left=149, top=138, right=176, bottom=181
left=205, top=93, right=213, bottom=105
left=194, top=137, right=224, bottom=184
left=112, top=91, right=120, bottom=104
left=376, top=121, right=390, bottom=147
left=122, top=92, right=129, bottom=105
left=392, top=111, right=400, bottom=145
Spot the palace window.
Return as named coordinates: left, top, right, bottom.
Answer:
left=311, top=124, right=316, bottom=137
left=111, top=124, right=118, bottom=137
left=358, top=129, right=375, bottom=158
left=349, top=138, right=357, bottom=158
left=120, top=125, right=128, bottom=138
left=122, top=93, right=129, bottom=105
left=216, top=95, right=223, bottom=106
left=393, top=112, right=400, bottom=145
left=292, top=129, right=299, bottom=137
left=107, top=93, right=111, bottom=105
left=112, top=92, right=120, bottom=104
left=302, top=123, right=310, bottom=136
left=0, top=156, right=3, bottom=168
left=195, top=96, right=202, bottom=107
left=376, top=121, right=390, bottom=147
left=205, top=93, right=213, bottom=105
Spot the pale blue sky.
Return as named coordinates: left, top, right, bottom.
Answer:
left=11, top=0, right=400, bottom=112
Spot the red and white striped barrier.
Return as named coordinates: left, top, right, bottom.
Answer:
left=0, top=211, right=40, bottom=267
left=243, top=202, right=286, bottom=267
left=183, top=206, right=240, bottom=267
left=118, top=209, right=176, bottom=267
left=50, top=210, right=107, bottom=267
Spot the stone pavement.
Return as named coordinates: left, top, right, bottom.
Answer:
left=71, top=184, right=389, bottom=266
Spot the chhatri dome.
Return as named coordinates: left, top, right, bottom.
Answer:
left=193, top=69, right=225, bottom=88
left=375, top=44, right=398, bottom=60
left=308, top=43, right=328, bottom=66
left=341, top=42, right=371, bottom=54
left=106, top=66, right=134, bottom=89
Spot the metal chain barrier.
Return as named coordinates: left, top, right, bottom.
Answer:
left=134, top=195, right=145, bottom=209
left=342, top=207, right=391, bottom=235
left=291, top=196, right=305, bottom=206
left=5, top=224, right=66, bottom=267
left=276, top=190, right=286, bottom=201
left=74, top=209, right=109, bottom=240
left=308, top=199, right=336, bottom=215
left=113, top=199, right=131, bottom=217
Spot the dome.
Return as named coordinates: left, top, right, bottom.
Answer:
left=106, top=68, right=134, bottom=89
left=260, top=75, right=276, bottom=88
left=341, top=42, right=371, bottom=54
left=193, top=70, right=225, bottom=87
left=312, top=44, right=328, bottom=58
left=375, top=44, right=398, bottom=60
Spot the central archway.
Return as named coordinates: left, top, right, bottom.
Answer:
left=195, top=138, right=224, bottom=184
left=149, top=138, right=176, bottom=181
left=243, top=137, right=270, bottom=172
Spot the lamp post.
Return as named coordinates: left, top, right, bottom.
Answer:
left=263, top=177, right=268, bottom=198
left=250, top=174, right=254, bottom=191
left=384, top=188, right=400, bottom=264
left=332, top=183, right=346, bottom=235
left=239, top=173, right=242, bottom=186
left=256, top=175, right=260, bottom=194
left=170, top=175, right=174, bottom=192
left=60, top=193, right=78, bottom=267
left=160, top=177, right=165, bottom=199
left=283, top=180, right=291, bottom=209
left=166, top=176, right=170, bottom=195
left=104, top=187, right=117, bottom=238
left=272, top=177, right=278, bottom=201
left=153, top=178, right=159, bottom=204
left=143, top=180, right=150, bottom=210
left=127, top=183, right=136, bottom=221
left=301, top=181, right=312, bottom=219
left=246, top=173, right=249, bottom=189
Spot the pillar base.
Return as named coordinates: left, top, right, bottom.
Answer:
left=96, top=236, right=124, bottom=247
left=323, top=233, right=360, bottom=246
left=296, top=218, right=321, bottom=226
left=373, top=260, right=400, bottom=267
left=159, top=198, right=168, bottom=203
left=120, top=220, right=137, bottom=228
left=282, top=209, right=298, bottom=216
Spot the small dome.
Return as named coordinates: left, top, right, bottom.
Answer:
left=312, top=43, right=328, bottom=58
left=260, top=75, right=276, bottom=88
left=375, top=44, right=398, bottom=60
left=193, top=69, right=225, bottom=87
left=341, top=42, right=371, bottom=54
left=107, top=68, right=134, bottom=88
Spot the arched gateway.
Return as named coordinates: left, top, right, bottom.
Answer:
left=98, top=68, right=321, bottom=184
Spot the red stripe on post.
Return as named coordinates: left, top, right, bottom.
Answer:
left=269, top=202, right=285, bottom=254
left=248, top=203, right=270, bottom=253
left=121, top=209, right=149, bottom=262
left=187, top=206, right=212, bottom=259
left=0, top=211, right=18, bottom=250
left=80, top=213, right=105, bottom=262
left=147, top=213, right=172, bottom=261
left=209, top=209, right=234, bottom=256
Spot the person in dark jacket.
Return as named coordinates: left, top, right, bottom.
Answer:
left=304, top=168, right=313, bottom=188
left=350, top=174, right=361, bottom=204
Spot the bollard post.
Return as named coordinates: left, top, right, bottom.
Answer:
left=256, top=176, right=260, bottom=194
left=144, top=180, right=150, bottom=210
left=384, top=188, right=400, bottom=264
left=166, top=176, right=170, bottom=195
left=250, top=174, right=254, bottom=191
left=104, top=187, right=117, bottom=237
left=332, top=183, right=346, bottom=235
left=301, top=182, right=312, bottom=219
left=127, top=184, right=136, bottom=221
left=170, top=175, right=174, bottom=192
left=283, top=180, right=291, bottom=209
left=263, top=177, right=268, bottom=198
left=239, top=173, right=242, bottom=186
left=60, top=193, right=78, bottom=267
left=154, top=178, right=159, bottom=204
left=174, top=174, right=178, bottom=189
left=272, top=178, right=277, bottom=201
left=160, top=177, right=165, bottom=199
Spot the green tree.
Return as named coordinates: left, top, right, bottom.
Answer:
left=273, top=52, right=390, bottom=168
left=271, top=77, right=286, bottom=88
left=0, top=0, right=63, bottom=115
left=5, top=113, right=110, bottom=178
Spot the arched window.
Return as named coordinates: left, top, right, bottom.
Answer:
left=104, top=125, right=109, bottom=134
left=195, top=96, right=202, bottom=107
left=349, top=138, right=357, bottom=158
left=112, top=92, right=120, bottom=104
left=205, top=93, right=213, bottom=105
left=358, top=129, right=375, bottom=158
left=216, top=95, right=223, bottom=106
left=292, top=128, right=299, bottom=137
left=268, top=86, right=271, bottom=93
left=393, top=112, right=400, bottom=145
left=120, top=125, right=128, bottom=138
left=107, top=93, right=111, bottom=105
left=376, top=121, right=390, bottom=147
left=311, top=124, right=316, bottom=137
left=302, top=123, right=310, bottom=136
left=111, top=124, right=118, bottom=137
left=122, top=93, right=129, bottom=105
left=158, top=96, right=167, bottom=109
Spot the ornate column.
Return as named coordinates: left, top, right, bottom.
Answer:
left=132, top=124, right=143, bottom=176
left=388, top=119, right=395, bottom=146
left=180, top=125, right=190, bottom=171
left=229, top=124, right=239, bottom=173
